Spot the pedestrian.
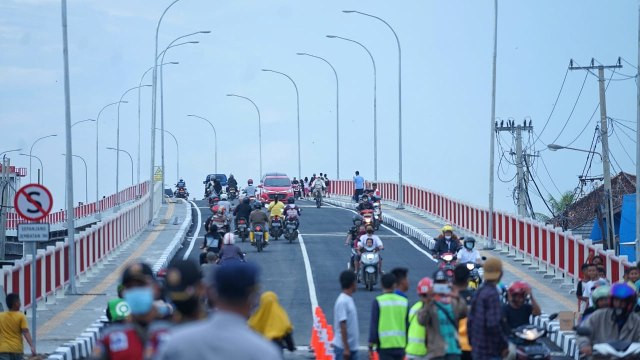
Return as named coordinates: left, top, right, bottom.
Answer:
left=369, top=273, right=408, bottom=360
left=391, top=267, right=409, bottom=298
left=249, top=291, right=295, bottom=353
left=165, top=260, right=207, bottom=324
left=156, top=262, right=281, bottom=360
left=353, top=171, right=365, bottom=202
left=0, top=293, right=36, bottom=359
left=624, top=266, right=640, bottom=288
left=333, top=270, right=359, bottom=360
left=581, top=263, right=598, bottom=307
left=405, top=278, right=432, bottom=360
left=304, top=177, right=310, bottom=197
left=93, top=262, right=171, bottom=360
left=576, top=263, right=593, bottom=312
left=418, top=269, right=466, bottom=360
left=467, top=257, right=508, bottom=360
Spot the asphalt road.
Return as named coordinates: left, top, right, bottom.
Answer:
left=173, top=198, right=571, bottom=359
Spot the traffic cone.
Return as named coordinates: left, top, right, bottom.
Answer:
left=369, top=350, right=379, bottom=360
left=327, top=325, right=334, bottom=343
left=310, top=327, right=318, bottom=352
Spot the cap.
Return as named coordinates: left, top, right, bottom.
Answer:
left=215, top=262, right=260, bottom=302
left=483, top=257, right=503, bottom=281
left=165, top=260, right=202, bottom=301
left=121, top=262, right=155, bottom=287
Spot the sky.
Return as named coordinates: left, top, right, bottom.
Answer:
left=0, top=0, right=638, bottom=216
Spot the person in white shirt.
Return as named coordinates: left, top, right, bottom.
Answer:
left=456, top=237, right=483, bottom=265
left=358, top=226, right=383, bottom=275
left=244, top=179, right=257, bottom=197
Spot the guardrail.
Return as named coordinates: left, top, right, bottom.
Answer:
left=6, top=182, right=150, bottom=229
left=0, top=182, right=160, bottom=310
left=329, top=180, right=632, bottom=285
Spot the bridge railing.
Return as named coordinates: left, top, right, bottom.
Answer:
left=6, top=182, right=150, bottom=229
left=329, top=180, right=631, bottom=284
left=0, top=181, right=159, bottom=310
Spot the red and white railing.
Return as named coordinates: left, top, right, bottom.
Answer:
left=329, top=180, right=632, bottom=284
left=6, top=182, right=149, bottom=230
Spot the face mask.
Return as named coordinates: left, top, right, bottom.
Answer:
left=614, top=308, right=625, bottom=317
left=123, top=287, right=154, bottom=315
left=465, top=243, right=474, bottom=250
left=445, top=236, right=451, bottom=240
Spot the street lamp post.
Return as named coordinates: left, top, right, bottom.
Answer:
left=95, top=101, right=126, bottom=216
left=150, top=0, right=183, bottom=224
left=29, top=134, right=56, bottom=184
left=71, top=118, right=95, bottom=128
left=107, top=147, right=134, bottom=187
left=296, top=52, right=340, bottom=179
left=343, top=10, right=403, bottom=208
left=326, top=35, right=378, bottom=180
left=19, top=154, right=42, bottom=184
left=261, top=69, right=302, bottom=179
left=186, top=115, right=217, bottom=173
left=0, top=149, right=22, bottom=157
left=155, top=129, right=179, bottom=183
left=62, top=153, right=88, bottom=203
left=226, top=94, right=262, bottom=177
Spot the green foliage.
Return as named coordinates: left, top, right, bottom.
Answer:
left=548, top=191, right=575, bottom=215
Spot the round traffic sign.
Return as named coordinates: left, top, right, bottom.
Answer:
left=14, top=183, right=53, bottom=222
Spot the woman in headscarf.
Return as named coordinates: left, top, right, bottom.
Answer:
left=248, top=291, right=295, bottom=352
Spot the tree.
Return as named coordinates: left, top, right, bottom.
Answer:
left=548, top=191, right=575, bottom=216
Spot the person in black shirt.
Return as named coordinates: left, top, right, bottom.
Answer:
left=502, top=281, right=541, bottom=332
left=233, top=197, right=253, bottom=228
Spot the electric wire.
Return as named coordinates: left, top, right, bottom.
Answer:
left=550, top=71, right=590, bottom=144
left=532, top=67, right=570, bottom=147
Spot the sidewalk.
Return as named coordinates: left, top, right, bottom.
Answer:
left=41, top=199, right=190, bottom=359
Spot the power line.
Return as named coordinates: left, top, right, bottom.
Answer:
left=550, top=71, right=590, bottom=144
left=539, top=155, right=562, bottom=195
left=532, top=67, right=570, bottom=147
left=610, top=121, right=636, bottom=166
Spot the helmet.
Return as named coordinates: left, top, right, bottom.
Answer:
left=288, top=197, right=295, bottom=204
left=508, top=281, right=529, bottom=296
left=179, top=178, right=184, bottom=182
left=463, top=237, right=476, bottom=249
left=361, top=194, right=369, bottom=201
left=229, top=174, right=234, bottom=178
left=352, top=214, right=363, bottom=226
left=243, top=197, right=250, bottom=204
left=610, top=283, right=637, bottom=313
left=253, top=203, right=262, bottom=210
left=223, top=233, right=235, bottom=245
left=417, top=277, right=433, bottom=295
left=433, top=269, right=447, bottom=283
left=248, top=179, right=253, bottom=185
left=591, top=284, right=611, bottom=305
left=441, top=224, right=454, bottom=233
left=220, top=194, right=228, bottom=200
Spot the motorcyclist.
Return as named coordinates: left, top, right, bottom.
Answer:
left=357, top=194, right=374, bottom=212
left=580, top=284, right=610, bottom=324
left=234, top=197, right=253, bottom=229
left=578, top=283, right=640, bottom=357
left=358, top=226, right=383, bottom=275
left=502, top=281, right=541, bottom=332
left=218, top=194, right=232, bottom=220
left=456, top=237, right=483, bottom=265
left=227, top=174, right=238, bottom=190
left=217, top=233, right=245, bottom=264
left=283, top=197, right=301, bottom=230
left=177, top=178, right=186, bottom=188
left=267, top=195, right=285, bottom=220
left=434, top=224, right=461, bottom=255
left=210, top=208, right=229, bottom=233
left=213, top=178, right=222, bottom=196
left=249, top=202, right=270, bottom=246
left=311, top=176, right=325, bottom=199
left=245, top=179, right=257, bottom=197
left=345, top=215, right=364, bottom=247
left=291, top=177, right=300, bottom=186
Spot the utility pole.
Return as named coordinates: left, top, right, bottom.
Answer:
left=635, top=3, right=640, bottom=264
left=496, top=119, right=534, bottom=217
left=487, top=0, right=498, bottom=249
left=0, top=157, right=9, bottom=260
left=570, top=58, right=622, bottom=252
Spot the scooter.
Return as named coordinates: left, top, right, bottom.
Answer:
left=439, top=253, right=457, bottom=280
left=175, top=187, right=189, bottom=199
left=361, top=248, right=380, bottom=291
left=511, top=315, right=557, bottom=360
left=227, top=186, right=238, bottom=200
left=466, top=262, right=484, bottom=289
left=361, top=209, right=375, bottom=228
left=199, top=232, right=221, bottom=265
left=269, top=215, right=283, bottom=240
left=372, top=202, right=382, bottom=230
left=284, top=216, right=298, bottom=243
left=252, top=224, right=266, bottom=253
left=314, top=188, right=323, bottom=208
left=576, top=327, right=640, bottom=359
left=293, top=184, right=302, bottom=199
left=236, top=218, right=249, bottom=242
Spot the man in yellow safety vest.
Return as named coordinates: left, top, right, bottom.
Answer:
left=405, top=277, right=433, bottom=360
left=369, top=273, right=408, bottom=360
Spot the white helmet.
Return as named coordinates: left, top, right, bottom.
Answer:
left=220, top=193, right=228, bottom=200
left=223, top=232, right=235, bottom=245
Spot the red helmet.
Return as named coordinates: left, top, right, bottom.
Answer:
left=508, top=281, right=529, bottom=296
left=248, top=179, right=253, bottom=185
left=417, top=277, right=433, bottom=295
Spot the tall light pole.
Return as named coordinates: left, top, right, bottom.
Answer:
left=150, top=0, right=183, bottom=223
left=326, top=35, right=378, bottom=180
left=296, top=52, right=340, bottom=179
left=138, top=62, right=178, bottom=186
left=343, top=10, right=403, bottom=207
left=635, top=3, right=640, bottom=263
left=116, top=85, right=150, bottom=207
left=107, top=147, right=134, bottom=186
left=95, top=101, right=126, bottom=217
left=62, top=153, right=88, bottom=203
left=154, top=129, right=179, bottom=183
left=487, top=0, right=498, bottom=248
left=19, top=154, right=42, bottom=184
left=226, top=94, right=262, bottom=177
left=187, top=114, right=217, bottom=173
left=261, top=69, right=302, bottom=179
left=29, top=134, right=56, bottom=184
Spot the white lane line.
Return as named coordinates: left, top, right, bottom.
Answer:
left=325, top=202, right=436, bottom=262
left=298, top=234, right=319, bottom=313
left=301, top=233, right=397, bottom=238
left=183, top=201, right=202, bottom=260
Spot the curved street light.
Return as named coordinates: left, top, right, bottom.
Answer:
left=0, top=149, right=22, bottom=157
left=187, top=114, right=217, bottom=173
left=71, top=118, right=95, bottom=128
left=343, top=10, right=403, bottom=208
left=29, top=134, right=56, bottom=184
left=107, top=147, right=134, bottom=187
left=62, top=153, right=88, bottom=203
left=326, top=34, right=378, bottom=180
left=261, top=69, right=301, bottom=179
left=95, top=101, right=127, bottom=214
left=226, top=94, right=262, bottom=177
left=155, top=128, right=180, bottom=184
left=296, top=52, right=340, bottom=179
left=19, top=153, right=42, bottom=184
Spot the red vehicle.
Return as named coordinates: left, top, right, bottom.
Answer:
left=259, top=174, right=293, bottom=203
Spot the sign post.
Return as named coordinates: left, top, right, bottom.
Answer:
left=14, top=184, right=53, bottom=346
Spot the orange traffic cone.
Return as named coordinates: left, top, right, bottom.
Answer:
left=310, top=327, right=318, bottom=352
left=327, top=325, right=334, bottom=343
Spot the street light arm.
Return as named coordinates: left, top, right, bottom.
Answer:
left=71, top=118, right=96, bottom=128
left=326, top=35, right=377, bottom=73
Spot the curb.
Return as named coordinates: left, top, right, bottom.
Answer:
left=46, top=200, right=192, bottom=360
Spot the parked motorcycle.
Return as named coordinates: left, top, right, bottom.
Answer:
left=284, top=216, right=298, bottom=243
left=252, top=224, right=266, bottom=253
left=237, top=217, right=249, bottom=242
left=576, top=326, right=640, bottom=359
left=293, top=184, right=302, bottom=200
left=439, top=253, right=457, bottom=281
left=269, top=215, right=283, bottom=240
left=361, top=249, right=380, bottom=291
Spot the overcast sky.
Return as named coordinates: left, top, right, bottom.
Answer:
left=0, top=0, right=637, bottom=215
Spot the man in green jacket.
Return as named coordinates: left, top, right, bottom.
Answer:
left=369, top=273, right=408, bottom=360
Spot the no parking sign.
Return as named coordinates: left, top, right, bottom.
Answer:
left=14, top=183, right=53, bottom=221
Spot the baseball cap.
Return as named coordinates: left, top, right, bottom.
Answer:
left=165, top=260, right=202, bottom=301
left=121, top=262, right=155, bottom=287
left=215, top=262, right=260, bottom=302
left=483, top=257, right=503, bottom=281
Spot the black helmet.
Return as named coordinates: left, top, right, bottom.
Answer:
left=463, top=237, right=476, bottom=248
left=288, top=197, right=295, bottom=204
left=243, top=197, right=250, bottom=204
left=352, top=214, right=363, bottom=225
left=253, top=203, right=262, bottom=210
left=361, top=194, right=369, bottom=201
left=433, top=269, right=448, bottom=283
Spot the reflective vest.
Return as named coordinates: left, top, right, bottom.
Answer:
left=405, top=301, right=427, bottom=356
left=108, top=298, right=130, bottom=322
left=376, top=293, right=408, bottom=349
left=459, top=318, right=471, bottom=351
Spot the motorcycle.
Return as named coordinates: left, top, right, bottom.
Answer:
left=174, top=186, right=189, bottom=199
left=361, top=209, right=376, bottom=228
left=466, top=262, right=484, bottom=289
left=511, top=315, right=557, bottom=360
left=313, top=188, right=323, bottom=208
left=576, top=327, right=640, bottom=359
left=372, top=202, right=382, bottom=230
left=236, top=217, right=249, bottom=242
left=361, top=249, right=380, bottom=291
left=269, top=215, right=283, bottom=240
left=252, top=224, right=266, bottom=253
left=293, top=184, right=302, bottom=199
left=439, top=252, right=457, bottom=280
left=227, top=186, right=238, bottom=200
left=199, top=232, right=221, bottom=265
left=284, top=216, right=298, bottom=243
